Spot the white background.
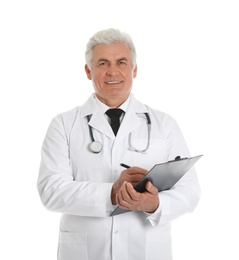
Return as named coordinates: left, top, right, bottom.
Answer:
left=1, top=0, right=238, bottom=259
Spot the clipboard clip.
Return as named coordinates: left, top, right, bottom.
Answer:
left=167, top=156, right=188, bottom=163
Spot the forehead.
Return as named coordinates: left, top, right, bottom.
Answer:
left=92, top=43, right=131, bottom=60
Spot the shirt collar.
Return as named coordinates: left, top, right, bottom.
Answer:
left=93, top=94, right=131, bottom=114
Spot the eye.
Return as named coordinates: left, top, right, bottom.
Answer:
left=117, top=60, right=127, bottom=66
left=97, top=60, right=109, bottom=67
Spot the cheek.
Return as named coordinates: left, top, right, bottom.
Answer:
left=92, top=71, right=104, bottom=82
left=92, top=76, right=104, bottom=91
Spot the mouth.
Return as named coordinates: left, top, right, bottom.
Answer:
left=104, top=80, right=123, bottom=85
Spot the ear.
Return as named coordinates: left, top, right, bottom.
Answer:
left=133, top=64, right=137, bottom=78
left=85, top=64, right=92, bottom=80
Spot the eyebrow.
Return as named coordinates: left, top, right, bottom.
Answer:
left=96, top=58, right=109, bottom=63
left=117, top=57, right=128, bottom=62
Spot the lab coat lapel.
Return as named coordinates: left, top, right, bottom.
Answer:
left=80, top=95, right=115, bottom=139
left=117, top=95, right=149, bottom=138
left=80, top=94, right=149, bottom=139
left=89, top=112, right=114, bottom=139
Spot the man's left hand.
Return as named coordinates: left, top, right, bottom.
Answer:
left=116, top=181, right=159, bottom=213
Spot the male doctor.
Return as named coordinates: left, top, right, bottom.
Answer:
left=37, top=28, right=200, bottom=260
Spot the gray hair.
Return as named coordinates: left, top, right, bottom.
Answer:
left=85, top=28, right=137, bottom=69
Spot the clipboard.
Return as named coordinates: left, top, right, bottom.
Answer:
left=110, top=154, right=203, bottom=216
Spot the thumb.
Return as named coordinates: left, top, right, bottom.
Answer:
left=145, top=181, right=158, bottom=194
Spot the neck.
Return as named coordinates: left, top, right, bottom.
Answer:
left=95, top=94, right=130, bottom=108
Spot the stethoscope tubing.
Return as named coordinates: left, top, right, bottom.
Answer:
left=87, top=113, right=151, bottom=154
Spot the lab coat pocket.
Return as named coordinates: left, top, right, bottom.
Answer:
left=58, top=232, right=88, bottom=260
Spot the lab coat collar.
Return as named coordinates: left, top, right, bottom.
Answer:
left=117, top=94, right=149, bottom=138
left=80, top=93, right=149, bottom=139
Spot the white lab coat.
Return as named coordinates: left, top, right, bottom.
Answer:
left=37, top=94, right=200, bottom=260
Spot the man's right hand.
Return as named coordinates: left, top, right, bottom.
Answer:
left=111, top=167, right=148, bottom=205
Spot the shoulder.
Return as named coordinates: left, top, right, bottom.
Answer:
left=146, top=105, right=178, bottom=127
left=53, top=106, right=80, bottom=121
left=48, top=106, right=82, bottom=133
left=60, top=106, right=81, bottom=120
left=132, top=95, right=179, bottom=129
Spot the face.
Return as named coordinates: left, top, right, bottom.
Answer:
left=85, top=43, right=137, bottom=107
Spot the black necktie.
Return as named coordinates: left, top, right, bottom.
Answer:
left=106, top=108, right=124, bottom=136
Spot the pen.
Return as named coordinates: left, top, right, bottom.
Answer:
left=120, top=163, right=131, bottom=169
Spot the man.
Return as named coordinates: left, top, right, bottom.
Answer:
left=37, top=28, right=200, bottom=260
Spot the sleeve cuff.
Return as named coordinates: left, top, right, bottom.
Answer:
left=145, top=203, right=162, bottom=227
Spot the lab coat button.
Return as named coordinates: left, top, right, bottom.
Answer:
left=114, top=230, right=118, bottom=234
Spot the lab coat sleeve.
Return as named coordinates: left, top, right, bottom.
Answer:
left=147, top=167, right=200, bottom=227
left=37, top=114, right=115, bottom=217
left=157, top=118, right=201, bottom=225
left=145, top=115, right=201, bottom=226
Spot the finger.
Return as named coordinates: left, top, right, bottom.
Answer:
left=124, top=167, right=148, bottom=176
left=129, top=177, right=144, bottom=187
left=115, top=192, right=119, bottom=204
left=120, top=169, right=144, bottom=182
left=117, top=182, right=133, bottom=209
left=125, top=182, right=141, bottom=201
left=120, top=182, right=131, bottom=201
left=119, top=182, right=139, bottom=203
left=127, top=168, right=148, bottom=183
left=145, top=181, right=158, bottom=194
left=120, top=168, right=148, bottom=187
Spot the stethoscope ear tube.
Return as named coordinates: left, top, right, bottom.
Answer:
left=87, top=112, right=151, bottom=154
left=87, top=115, right=94, bottom=142
left=144, top=112, right=151, bottom=124
left=128, top=113, right=151, bottom=154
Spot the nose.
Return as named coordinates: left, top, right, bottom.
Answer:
left=106, top=65, right=120, bottom=76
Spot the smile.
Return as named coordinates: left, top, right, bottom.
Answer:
left=104, top=81, right=123, bottom=85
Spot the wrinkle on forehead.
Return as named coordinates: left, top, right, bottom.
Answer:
left=92, top=43, right=132, bottom=63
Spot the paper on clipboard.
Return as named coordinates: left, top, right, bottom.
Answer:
left=110, top=154, right=203, bottom=216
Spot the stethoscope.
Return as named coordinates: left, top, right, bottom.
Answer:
left=87, top=113, right=151, bottom=154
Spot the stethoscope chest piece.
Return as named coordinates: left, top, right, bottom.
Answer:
left=87, top=112, right=151, bottom=154
left=89, top=141, right=103, bottom=154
